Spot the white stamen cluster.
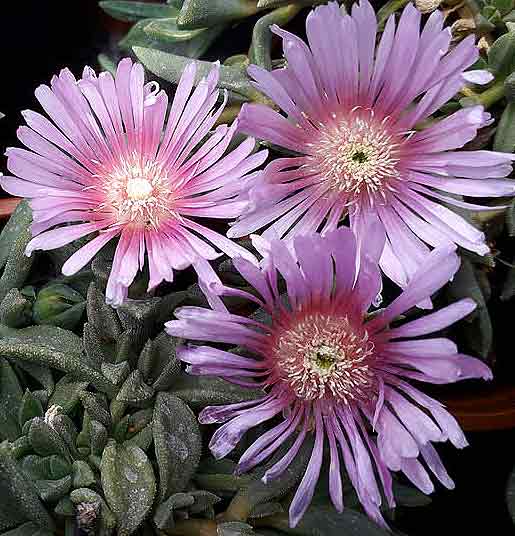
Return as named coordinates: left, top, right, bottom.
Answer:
left=308, top=108, right=401, bottom=201
left=97, top=153, right=175, bottom=229
left=272, top=312, right=376, bottom=402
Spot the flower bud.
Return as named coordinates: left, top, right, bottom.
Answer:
left=33, top=283, right=85, bottom=330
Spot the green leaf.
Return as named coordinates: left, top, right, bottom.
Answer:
left=177, top=0, right=259, bottom=29
left=171, top=374, right=263, bottom=409
left=48, top=376, right=89, bottom=414
left=0, top=357, right=23, bottom=440
left=28, top=418, right=70, bottom=461
left=35, top=476, right=72, bottom=503
left=80, top=392, right=112, bottom=428
left=0, top=522, right=55, bottom=536
left=0, top=289, right=33, bottom=328
left=249, top=5, right=302, bottom=70
left=228, top=437, right=313, bottom=519
left=488, top=29, right=515, bottom=76
left=154, top=493, right=195, bottom=530
left=86, top=283, right=122, bottom=341
left=33, top=284, right=85, bottom=331
left=54, top=496, right=74, bottom=517
left=267, top=506, right=390, bottom=535
left=504, top=71, right=515, bottom=102
left=72, top=460, right=96, bottom=489
left=392, top=482, right=432, bottom=507
left=116, top=370, right=155, bottom=405
left=83, top=322, right=114, bottom=368
left=0, top=445, right=55, bottom=531
left=102, top=361, right=131, bottom=385
left=125, top=423, right=153, bottom=451
left=494, top=102, right=515, bottom=152
left=18, top=390, right=44, bottom=429
left=133, top=46, right=260, bottom=102
left=20, top=456, right=53, bottom=480
left=153, top=392, right=201, bottom=500
left=217, top=522, right=256, bottom=535
left=0, top=201, right=34, bottom=303
left=446, top=258, right=492, bottom=358
left=89, top=420, right=108, bottom=457
left=138, top=333, right=181, bottom=391
left=100, top=1, right=178, bottom=21
left=0, top=201, right=31, bottom=270
left=101, top=441, right=156, bottom=536
left=0, top=325, right=116, bottom=395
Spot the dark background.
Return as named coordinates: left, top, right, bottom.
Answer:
left=0, top=1, right=112, bottom=161
left=1, top=2, right=515, bottom=534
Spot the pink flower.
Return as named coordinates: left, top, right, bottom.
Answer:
left=230, top=0, right=514, bottom=291
left=166, top=225, right=491, bottom=528
left=1, top=58, right=267, bottom=305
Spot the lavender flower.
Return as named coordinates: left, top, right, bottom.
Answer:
left=0, top=58, right=266, bottom=305
left=230, top=0, right=514, bottom=291
left=167, top=225, right=491, bottom=528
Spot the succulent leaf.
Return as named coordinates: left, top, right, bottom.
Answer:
left=101, top=441, right=157, bottom=536
left=153, top=392, right=201, bottom=500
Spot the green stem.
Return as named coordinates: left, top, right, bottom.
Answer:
left=377, top=0, right=410, bottom=28
left=462, top=79, right=506, bottom=109
left=249, top=4, right=303, bottom=70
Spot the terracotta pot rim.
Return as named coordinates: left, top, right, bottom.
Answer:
left=439, top=383, right=515, bottom=432
left=0, top=197, right=22, bottom=220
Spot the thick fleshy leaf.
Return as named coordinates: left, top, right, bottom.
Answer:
left=101, top=442, right=157, bottom=536
left=153, top=392, right=202, bottom=500
left=18, top=390, right=44, bottom=429
left=171, top=374, right=264, bottom=409
left=267, top=506, right=391, bottom=535
left=100, top=1, right=178, bottom=21
left=48, top=376, right=89, bottom=414
left=177, top=0, right=259, bottom=29
left=446, top=258, right=492, bottom=359
left=0, top=357, right=23, bottom=440
left=488, top=29, right=515, bottom=76
left=153, top=492, right=195, bottom=530
left=249, top=5, right=302, bottom=70
left=0, top=201, right=34, bottom=303
left=228, top=436, right=314, bottom=520
left=86, top=283, right=122, bottom=341
left=133, top=46, right=260, bottom=101
left=0, top=445, right=55, bottom=531
left=116, top=370, right=155, bottom=405
left=0, top=325, right=116, bottom=395
left=0, top=289, right=33, bottom=328
left=494, top=102, right=515, bottom=153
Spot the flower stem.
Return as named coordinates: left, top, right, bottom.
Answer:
left=461, top=79, right=506, bottom=109
left=377, top=0, right=410, bottom=27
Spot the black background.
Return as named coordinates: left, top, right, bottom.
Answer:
left=1, top=2, right=515, bottom=535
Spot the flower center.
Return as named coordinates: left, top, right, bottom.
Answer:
left=126, top=177, right=153, bottom=201
left=270, top=312, right=375, bottom=402
left=309, top=109, right=401, bottom=200
left=98, top=155, right=174, bottom=229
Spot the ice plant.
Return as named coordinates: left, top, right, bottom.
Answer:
left=0, top=58, right=267, bottom=305
left=167, top=226, right=492, bottom=528
left=230, top=0, right=515, bottom=291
